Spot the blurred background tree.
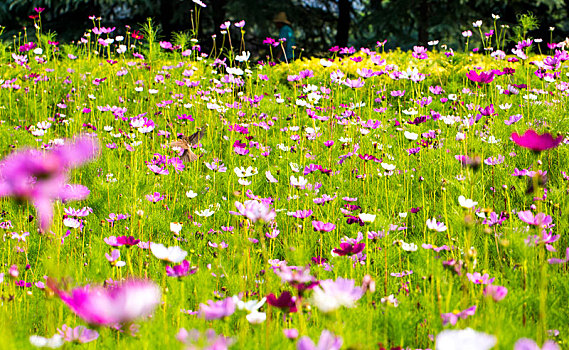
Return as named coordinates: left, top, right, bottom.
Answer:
left=1, top=0, right=569, bottom=56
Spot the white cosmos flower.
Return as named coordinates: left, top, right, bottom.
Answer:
left=402, top=108, right=418, bottom=115
left=458, top=195, right=478, bottom=209
left=29, top=334, right=64, bottom=348
left=289, top=162, right=300, bottom=173
left=381, top=163, right=396, bottom=171
left=358, top=213, right=376, bottom=223
left=226, top=67, right=244, bottom=76
left=246, top=311, right=266, bottom=324
left=290, top=175, right=308, bottom=187
left=195, top=209, right=216, bottom=217
left=170, top=222, right=183, bottom=235
left=436, top=328, right=496, bottom=350
left=186, top=190, right=198, bottom=198
left=150, top=243, right=187, bottom=263
left=401, top=242, right=418, bottom=251
left=265, top=171, right=278, bottom=183
left=320, top=58, right=333, bottom=67
left=238, top=178, right=252, bottom=186
left=234, top=166, right=258, bottom=178
left=234, top=297, right=266, bottom=312
left=404, top=131, right=418, bottom=140
left=426, top=218, right=448, bottom=232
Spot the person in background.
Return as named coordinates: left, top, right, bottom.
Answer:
left=273, top=12, right=295, bottom=63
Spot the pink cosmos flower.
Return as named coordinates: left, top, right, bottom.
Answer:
left=297, top=330, right=342, bottom=350
left=517, top=211, right=552, bottom=227
left=467, top=272, right=495, bottom=285
left=484, top=285, right=508, bottom=302
left=441, top=305, right=477, bottom=326
left=511, top=130, right=563, bottom=152
left=49, top=279, right=161, bottom=326
left=514, top=338, right=560, bottom=350
left=229, top=200, right=276, bottom=223
left=0, top=136, right=98, bottom=231
left=311, top=220, right=336, bottom=232
left=57, top=324, right=99, bottom=343
left=198, top=297, right=236, bottom=320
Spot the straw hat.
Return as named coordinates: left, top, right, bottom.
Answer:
left=273, top=12, right=291, bottom=25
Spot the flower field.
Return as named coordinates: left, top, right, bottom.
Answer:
left=0, top=7, right=568, bottom=350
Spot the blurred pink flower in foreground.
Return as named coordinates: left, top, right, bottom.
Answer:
left=49, top=279, right=161, bottom=326
left=229, top=200, right=276, bottom=223
left=511, top=130, right=563, bottom=152
left=0, top=136, right=98, bottom=231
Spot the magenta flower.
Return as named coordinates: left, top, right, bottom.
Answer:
left=166, top=260, right=197, bottom=277
left=467, top=272, right=495, bottom=285
left=297, top=330, right=342, bottom=350
left=0, top=136, right=98, bottom=231
left=332, top=240, right=365, bottom=256
left=484, top=285, right=508, bottom=302
left=198, top=297, right=236, bottom=320
left=49, top=279, right=161, bottom=326
left=266, top=291, right=297, bottom=312
left=57, top=324, right=99, bottom=343
left=311, top=220, right=336, bottom=232
left=511, top=130, right=563, bottom=152
left=466, top=70, right=496, bottom=84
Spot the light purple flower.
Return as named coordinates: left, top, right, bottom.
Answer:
left=514, top=338, right=560, bottom=350
left=311, top=277, right=364, bottom=313
left=198, top=297, right=236, bottom=320
left=57, top=324, right=99, bottom=343
left=297, top=330, right=342, bottom=350
left=229, top=200, right=276, bottom=223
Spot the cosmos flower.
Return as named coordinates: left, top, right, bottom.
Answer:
left=150, top=243, right=188, bottom=263
left=266, top=291, right=297, bottom=312
left=230, top=200, right=276, bottom=223
left=49, top=279, right=161, bottom=326
left=466, top=70, right=496, bottom=84
left=0, top=136, right=98, bottom=231
left=514, top=338, right=560, bottom=350
left=517, top=211, right=552, bottom=227
left=441, top=305, right=477, bottom=326
left=297, top=330, right=342, bottom=350
left=311, top=278, right=363, bottom=313
left=511, top=130, right=563, bottom=152
left=166, top=260, right=196, bottom=277
left=483, top=285, right=508, bottom=302
left=467, top=272, right=495, bottom=285
left=198, top=297, right=236, bottom=320
left=426, top=218, right=448, bottom=232
left=436, top=328, right=496, bottom=350
left=311, top=220, right=336, bottom=232
left=57, top=324, right=99, bottom=343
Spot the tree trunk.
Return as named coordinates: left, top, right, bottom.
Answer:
left=335, top=0, right=351, bottom=47
left=417, top=0, right=429, bottom=45
left=160, top=0, right=175, bottom=38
